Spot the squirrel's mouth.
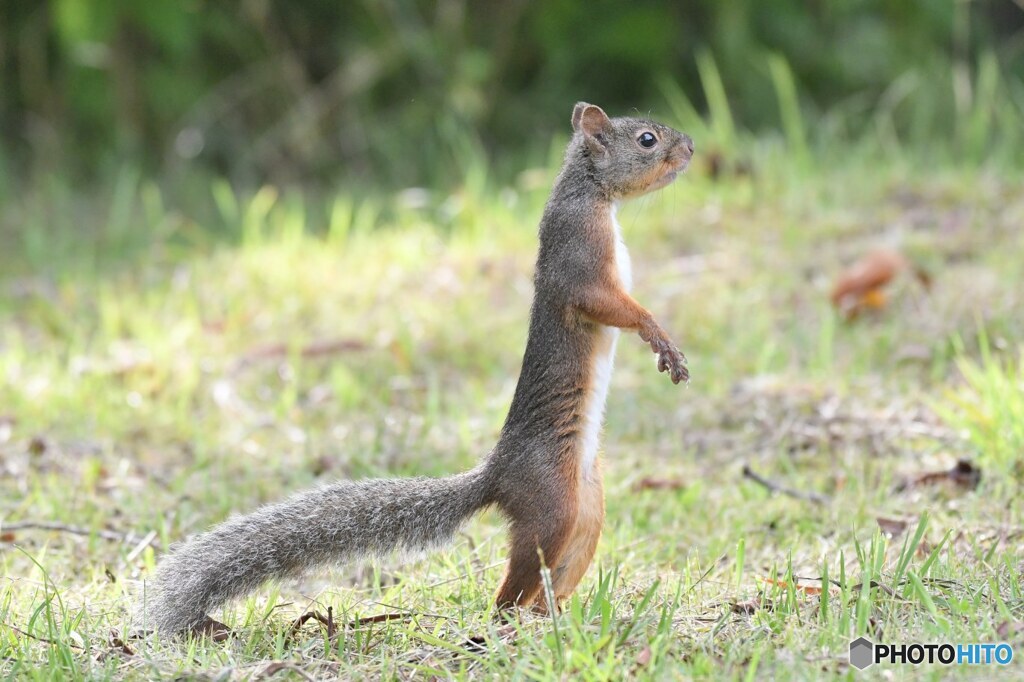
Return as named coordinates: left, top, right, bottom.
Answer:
left=651, top=160, right=688, bottom=190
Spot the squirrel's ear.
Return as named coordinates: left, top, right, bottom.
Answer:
left=571, top=102, right=610, bottom=134
left=572, top=103, right=612, bottom=156
left=571, top=102, right=591, bottom=131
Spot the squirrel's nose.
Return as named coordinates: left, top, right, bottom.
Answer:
left=682, top=135, right=694, bottom=158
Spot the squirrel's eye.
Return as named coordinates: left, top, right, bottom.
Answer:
left=637, top=132, right=657, bottom=148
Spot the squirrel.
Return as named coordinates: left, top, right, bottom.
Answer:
left=138, top=102, right=694, bottom=636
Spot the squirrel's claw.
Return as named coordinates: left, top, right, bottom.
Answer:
left=656, top=346, right=689, bottom=384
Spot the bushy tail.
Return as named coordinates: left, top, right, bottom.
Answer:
left=138, top=468, right=492, bottom=634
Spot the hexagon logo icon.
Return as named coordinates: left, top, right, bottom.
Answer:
left=849, top=637, right=875, bottom=670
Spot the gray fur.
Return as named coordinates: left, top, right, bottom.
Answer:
left=139, top=468, right=492, bottom=633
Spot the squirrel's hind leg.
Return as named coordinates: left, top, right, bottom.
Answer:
left=536, top=467, right=605, bottom=613
left=493, top=463, right=605, bottom=614
left=494, top=498, right=578, bottom=610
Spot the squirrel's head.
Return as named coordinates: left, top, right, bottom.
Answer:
left=570, top=102, right=694, bottom=200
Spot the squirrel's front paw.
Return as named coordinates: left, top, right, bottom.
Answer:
left=656, top=345, right=689, bottom=384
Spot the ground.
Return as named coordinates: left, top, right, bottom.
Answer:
left=1, top=143, right=1022, bottom=679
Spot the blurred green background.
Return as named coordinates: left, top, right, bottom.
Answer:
left=2, top=0, right=1022, bottom=191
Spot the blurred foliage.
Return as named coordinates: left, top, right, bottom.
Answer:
left=0, top=0, right=1022, bottom=189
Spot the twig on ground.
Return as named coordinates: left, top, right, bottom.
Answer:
left=351, top=612, right=413, bottom=626
left=290, top=606, right=337, bottom=639
left=258, top=662, right=318, bottom=681
left=741, top=464, right=831, bottom=505
left=850, top=580, right=902, bottom=600
left=124, top=530, right=158, bottom=563
left=3, top=622, right=84, bottom=649
left=238, top=337, right=367, bottom=367
left=368, top=600, right=449, bottom=621
left=0, top=521, right=140, bottom=544
left=895, top=458, right=981, bottom=492
left=290, top=604, right=418, bottom=642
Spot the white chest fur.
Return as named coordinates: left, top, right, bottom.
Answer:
left=611, top=204, right=632, bottom=291
left=579, top=204, right=632, bottom=478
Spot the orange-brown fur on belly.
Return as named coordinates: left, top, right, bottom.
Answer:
left=492, top=444, right=606, bottom=613
left=544, top=462, right=605, bottom=610
left=493, top=320, right=610, bottom=613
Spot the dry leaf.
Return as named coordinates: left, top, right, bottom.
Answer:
left=831, top=249, right=909, bottom=318
left=108, top=631, right=135, bottom=656
left=731, top=594, right=777, bottom=614
left=876, top=517, right=910, bottom=537
left=28, top=436, right=47, bottom=456
left=633, top=477, right=686, bottom=491
left=996, top=621, right=1024, bottom=640
left=193, top=616, right=232, bottom=642
left=257, top=662, right=290, bottom=679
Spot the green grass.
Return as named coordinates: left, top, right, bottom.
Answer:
left=1, top=136, right=1023, bottom=679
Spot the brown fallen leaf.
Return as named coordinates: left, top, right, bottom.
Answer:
left=876, top=517, right=910, bottom=537
left=257, top=662, right=291, bottom=679
left=465, top=623, right=518, bottom=653
left=830, top=248, right=930, bottom=319
left=633, top=477, right=686, bottom=491
left=192, top=615, right=232, bottom=642
left=730, top=599, right=759, bottom=615
left=730, top=597, right=774, bottom=614
left=996, top=621, right=1024, bottom=640
left=108, top=630, right=135, bottom=656
left=0, top=532, right=15, bottom=543
left=28, top=436, right=47, bottom=456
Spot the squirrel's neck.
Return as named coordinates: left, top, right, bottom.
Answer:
left=492, top=151, right=625, bottom=474
left=549, top=146, right=613, bottom=206
left=534, top=153, right=615, bottom=258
